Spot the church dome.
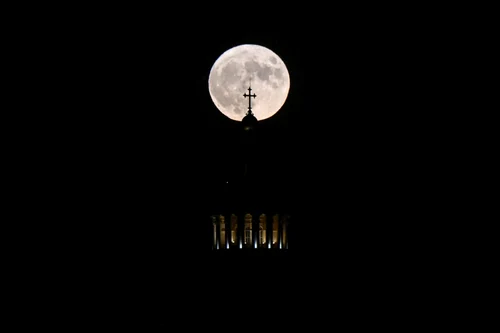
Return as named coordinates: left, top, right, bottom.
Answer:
left=242, top=112, right=258, bottom=131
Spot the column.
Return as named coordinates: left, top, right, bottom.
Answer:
left=253, top=213, right=259, bottom=249
left=225, top=214, right=231, bottom=249
left=277, top=215, right=283, bottom=250
left=238, top=213, right=244, bottom=249
left=267, top=213, right=272, bottom=249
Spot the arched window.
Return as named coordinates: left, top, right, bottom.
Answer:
left=231, top=214, right=238, bottom=244
left=272, top=214, right=279, bottom=246
left=244, top=213, right=252, bottom=246
left=259, top=214, right=267, bottom=246
left=219, top=215, right=226, bottom=248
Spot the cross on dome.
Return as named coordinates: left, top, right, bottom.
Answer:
left=243, top=83, right=256, bottom=115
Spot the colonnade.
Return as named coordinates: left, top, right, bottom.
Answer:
left=211, top=213, right=289, bottom=250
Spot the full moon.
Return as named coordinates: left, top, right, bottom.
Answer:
left=208, top=44, right=290, bottom=121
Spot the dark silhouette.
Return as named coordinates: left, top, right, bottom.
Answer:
left=210, top=83, right=290, bottom=257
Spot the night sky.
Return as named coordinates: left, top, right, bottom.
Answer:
left=50, top=8, right=452, bottom=328
left=73, top=27, right=431, bottom=252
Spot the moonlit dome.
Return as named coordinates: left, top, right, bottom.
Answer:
left=242, top=112, right=258, bottom=131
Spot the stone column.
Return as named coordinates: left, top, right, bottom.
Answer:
left=278, top=215, right=283, bottom=249
left=267, top=213, right=272, bottom=249
left=238, top=213, right=244, bottom=249
left=252, top=213, right=258, bottom=249
left=225, top=214, right=231, bottom=249
left=283, top=216, right=288, bottom=249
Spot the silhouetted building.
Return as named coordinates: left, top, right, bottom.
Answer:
left=210, top=85, right=290, bottom=252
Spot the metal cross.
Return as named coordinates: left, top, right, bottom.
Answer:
left=243, top=85, right=256, bottom=114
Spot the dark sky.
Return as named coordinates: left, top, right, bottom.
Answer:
left=49, top=9, right=453, bottom=327
left=61, top=16, right=443, bottom=249
left=71, top=25, right=433, bottom=241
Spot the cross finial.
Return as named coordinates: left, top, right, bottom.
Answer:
left=243, top=83, right=256, bottom=115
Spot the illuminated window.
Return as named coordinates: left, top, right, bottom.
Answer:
left=245, top=229, right=252, bottom=244
left=231, top=214, right=238, bottom=244
left=219, top=215, right=225, bottom=247
left=244, top=213, right=252, bottom=245
left=273, top=214, right=279, bottom=245
left=259, top=214, right=267, bottom=245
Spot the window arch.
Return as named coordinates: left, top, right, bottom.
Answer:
left=244, top=213, right=252, bottom=246
left=259, top=214, right=267, bottom=246
left=231, top=214, right=238, bottom=244
left=219, top=215, right=226, bottom=248
left=272, top=214, right=279, bottom=246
